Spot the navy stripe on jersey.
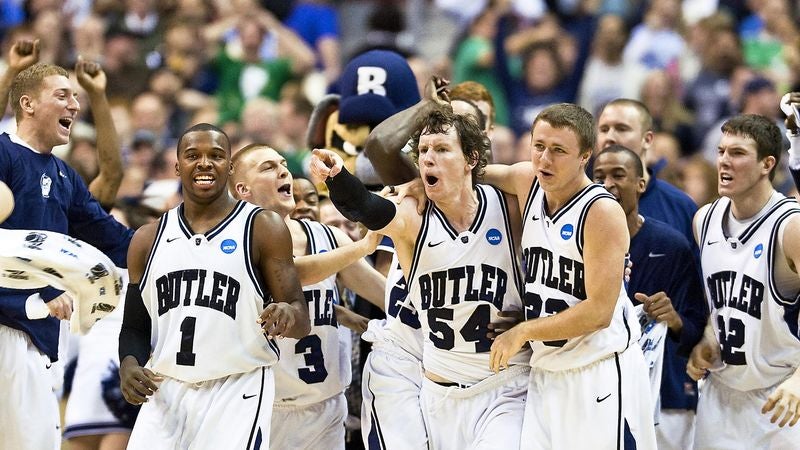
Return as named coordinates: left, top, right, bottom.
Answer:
left=244, top=207, right=267, bottom=300
left=298, top=220, right=318, bottom=255
left=63, top=422, right=132, bottom=437
left=321, top=223, right=338, bottom=249
left=522, top=178, right=540, bottom=224
left=470, top=186, right=488, bottom=234
left=429, top=186, right=488, bottom=239
left=576, top=190, right=616, bottom=256
left=407, top=201, right=434, bottom=285
left=492, top=185, right=525, bottom=296
left=176, top=200, right=247, bottom=239
left=767, top=210, right=800, bottom=307
left=549, top=183, right=607, bottom=223
left=246, top=367, right=266, bottom=450
left=615, top=352, right=623, bottom=450
left=140, top=213, right=169, bottom=290
left=699, top=198, right=722, bottom=256
left=738, top=198, right=798, bottom=244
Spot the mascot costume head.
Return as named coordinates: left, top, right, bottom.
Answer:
left=307, top=49, right=420, bottom=190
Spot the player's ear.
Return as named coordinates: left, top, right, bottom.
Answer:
left=229, top=163, right=234, bottom=175
left=20, top=95, right=33, bottom=115
left=235, top=182, right=250, bottom=198
left=762, top=155, right=776, bottom=175
left=174, top=162, right=179, bottom=176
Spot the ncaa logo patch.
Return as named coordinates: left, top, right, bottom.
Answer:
left=486, top=228, right=502, bottom=245
left=753, top=243, right=763, bottom=259
left=220, top=239, right=237, bottom=254
left=560, top=224, right=574, bottom=240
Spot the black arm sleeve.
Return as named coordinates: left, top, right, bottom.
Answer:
left=325, top=167, right=397, bottom=230
left=119, top=283, right=152, bottom=366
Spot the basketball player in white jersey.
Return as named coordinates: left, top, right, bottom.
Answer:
left=687, top=114, right=800, bottom=449
left=311, top=109, right=531, bottom=450
left=482, top=103, right=656, bottom=449
left=229, top=144, right=386, bottom=450
left=118, top=124, right=310, bottom=450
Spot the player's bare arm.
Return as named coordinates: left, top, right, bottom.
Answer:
left=330, top=226, right=387, bottom=309
left=761, top=215, right=800, bottom=427
left=253, top=209, right=310, bottom=339
left=77, top=57, right=122, bottom=209
left=334, top=304, right=370, bottom=334
left=483, top=162, right=535, bottom=211
left=490, top=197, right=629, bottom=372
left=364, top=76, right=450, bottom=185
left=119, top=222, right=164, bottom=405
left=293, top=229, right=381, bottom=286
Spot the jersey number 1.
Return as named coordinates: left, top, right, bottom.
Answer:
left=176, top=316, right=197, bottom=366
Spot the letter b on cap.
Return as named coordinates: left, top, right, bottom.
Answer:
left=357, top=67, right=387, bottom=96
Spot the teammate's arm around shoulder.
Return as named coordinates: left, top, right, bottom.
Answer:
left=331, top=226, right=387, bottom=310
left=252, top=209, right=310, bottom=339
left=120, top=222, right=163, bottom=405
left=483, top=162, right=534, bottom=197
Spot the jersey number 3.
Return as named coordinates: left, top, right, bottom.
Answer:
left=296, top=334, right=328, bottom=383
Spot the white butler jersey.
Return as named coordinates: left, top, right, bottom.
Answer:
left=521, top=180, right=638, bottom=371
left=140, top=201, right=279, bottom=383
left=697, top=193, right=800, bottom=390
left=408, top=184, right=530, bottom=385
left=274, top=220, right=349, bottom=406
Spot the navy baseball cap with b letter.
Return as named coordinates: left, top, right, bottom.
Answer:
left=337, top=49, right=421, bottom=126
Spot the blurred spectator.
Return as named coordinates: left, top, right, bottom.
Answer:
left=102, top=30, right=151, bottom=102
left=578, top=13, right=646, bottom=116
left=450, top=80, right=498, bottom=137
left=640, top=70, right=695, bottom=155
left=239, top=96, right=281, bottom=148
left=489, top=125, right=520, bottom=164
left=208, top=8, right=314, bottom=123
left=278, top=91, right=313, bottom=176
left=352, top=2, right=414, bottom=58
left=623, top=0, right=685, bottom=71
left=65, top=122, right=98, bottom=185
left=739, top=0, right=796, bottom=82
left=497, top=14, right=590, bottom=135
left=130, top=91, right=172, bottom=149
left=285, top=0, right=342, bottom=84
left=684, top=24, right=742, bottom=148
left=677, top=154, right=719, bottom=206
left=451, top=5, right=509, bottom=126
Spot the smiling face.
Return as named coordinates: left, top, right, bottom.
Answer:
left=24, top=74, right=80, bottom=149
left=593, top=149, right=646, bottom=217
left=176, top=130, right=232, bottom=203
left=291, top=178, right=319, bottom=221
left=716, top=132, right=774, bottom=200
left=417, top=125, right=474, bottom=203
left=233, top=146, right=294, bottom=217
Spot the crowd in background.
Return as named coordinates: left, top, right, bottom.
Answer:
left=0, top=0, right=796, bottom=222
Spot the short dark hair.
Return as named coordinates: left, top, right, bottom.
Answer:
left=532, top=103, right=596, bottom=155
left=598, top=144, right=644, bottom=178
left=720, top=114, right=782, bottom=180
left=176, top=123, right=230, bottom=156
left=603, top=98, right=653, bottom=132
left=410, top=109, right=489, bottom=183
